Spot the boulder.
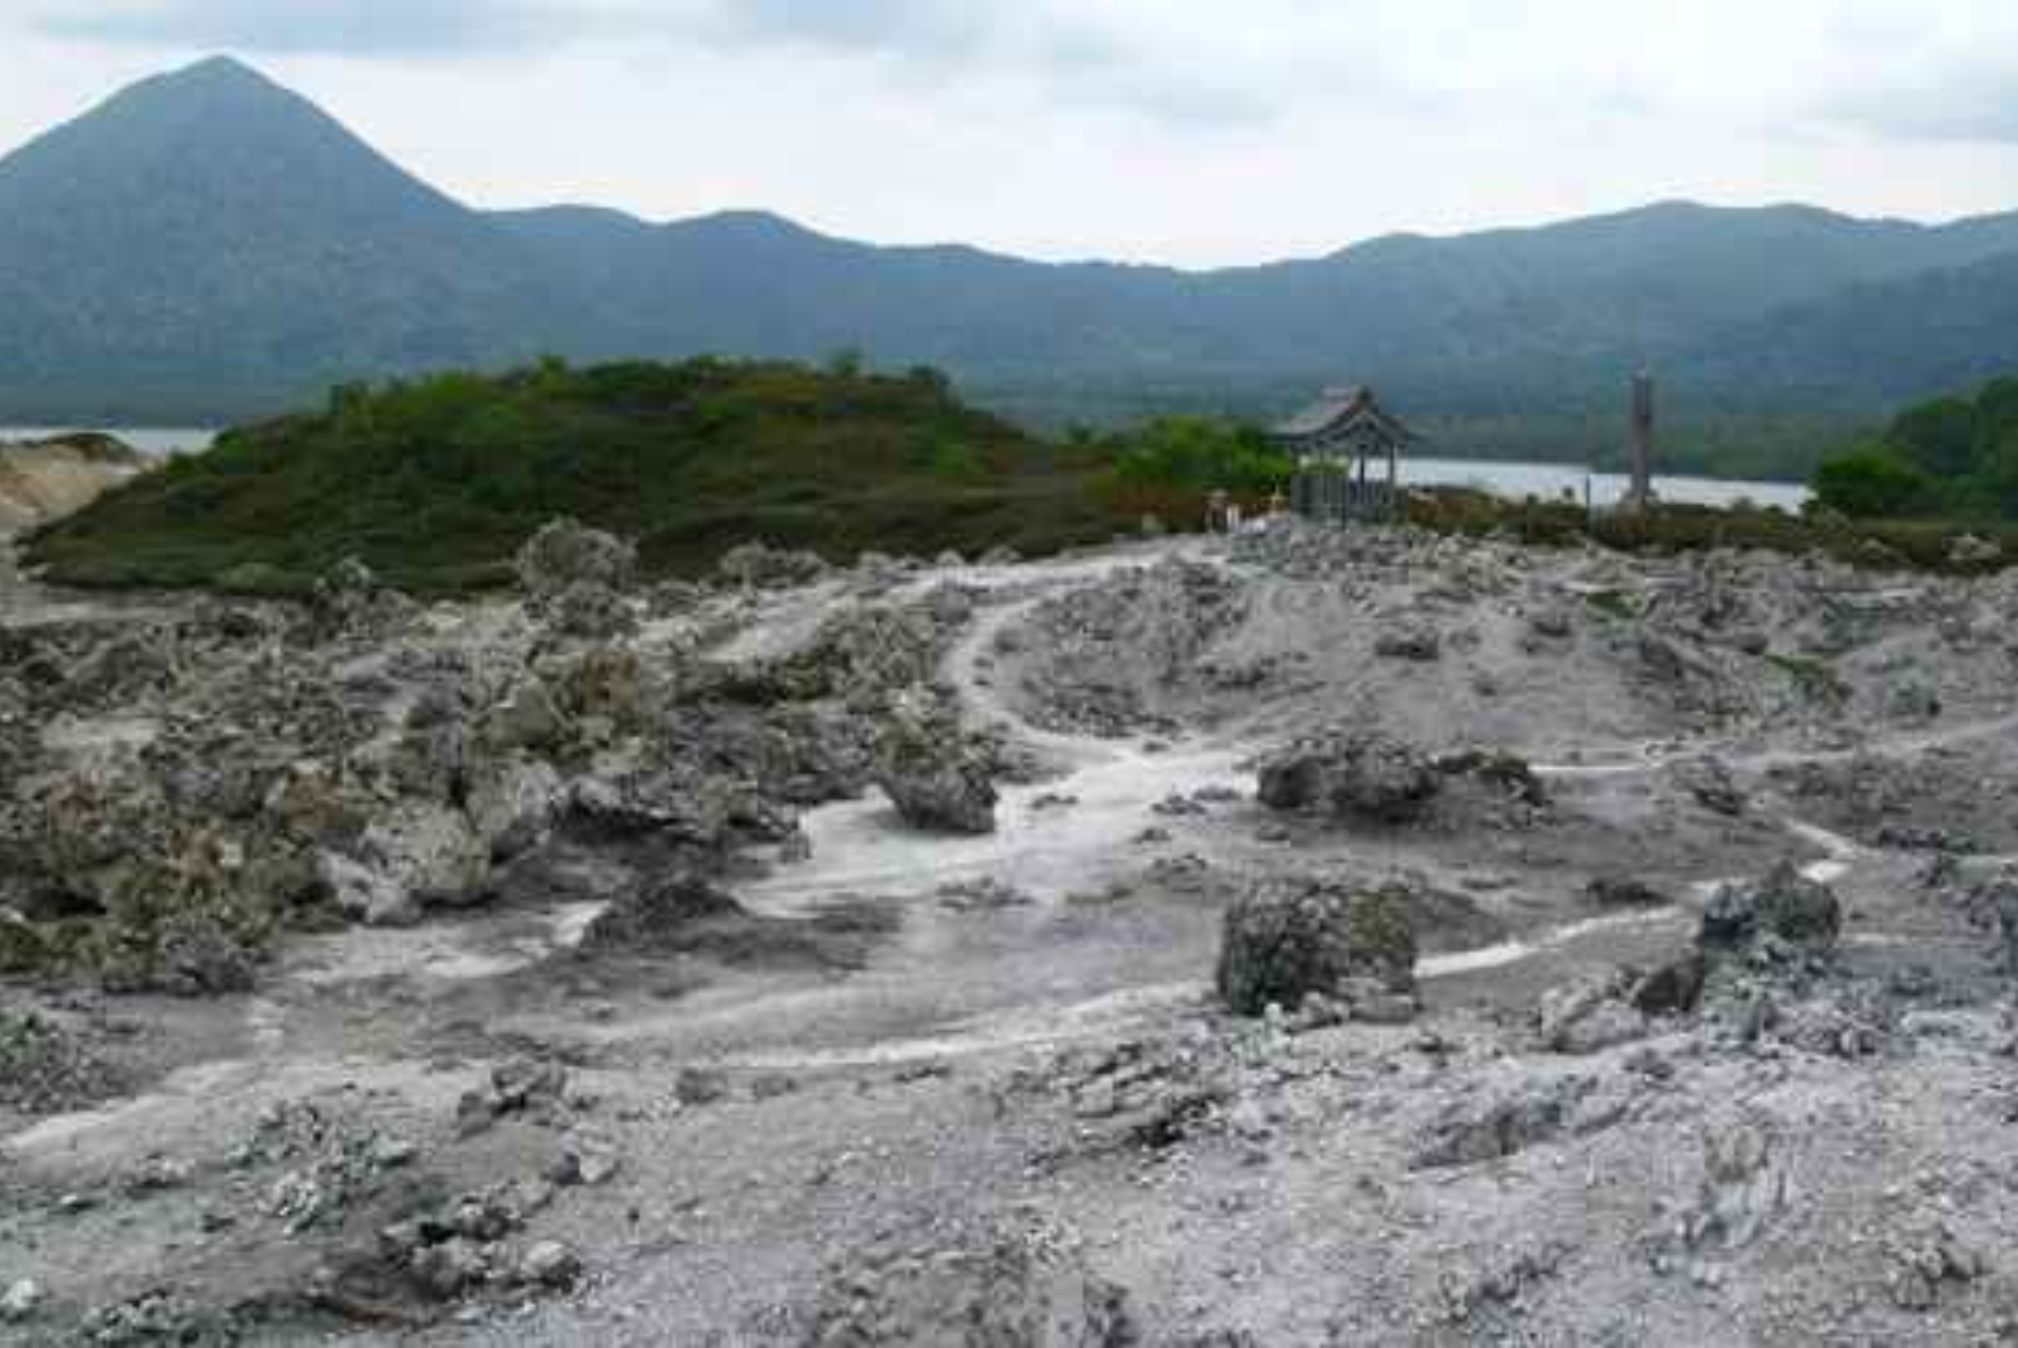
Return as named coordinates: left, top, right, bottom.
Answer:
left=1538, top=973, right=1649, bottom=1054
left=1672, top=756, right=1746, bottom=817
left=0, top=908, right=50, bottom=974
left=1216, top=877, right=1418, bottom=1017
left=717, top=541, right=829, bottom=589
left=514, top=521, right=638, bottom=639
left=354, top=802, right=492, bottom=911
left=466, top=758, right=565, bottom=861
left=1587, top=876, right=1674, bottom=909
left=580, top=872, right=743, bottom=949
left=1699, top=862, right=1842, bottom=955
left=1976, top=874, right=2018, bottom=974
left=1374, top=625, right=1441, bottom=662
left=309, top=557, right=416, bottom=640
left=1948, top=533, right=2001, bottom=568
left=540, top=579, right=638, bottom=640
left=515, top=518, right=637, bottom=603
left=1631, top=952, right=1711, bottom=1016
left=1432, top=748, right=1550, bottom=808
left=480, top=679, right=568, bottom=755
left=1412, top=1076, right=1590, bottom=1170
left=873, top=694, right=997, bottom=836
left=1255, top=730, right=1440, bottom=824
left=1526, top=605, right=1575, bottom=640
left=317, top=851, right=421, bottom=929
left=1685, top=1118, right=1790, bottom=1251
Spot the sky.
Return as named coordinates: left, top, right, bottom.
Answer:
left=5, top=1, right=2018, bottom=267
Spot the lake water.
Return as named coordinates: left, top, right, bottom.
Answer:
left=1398, top=455, right=1809, bottom=512
left=3, top=428, right=1809, bottom=512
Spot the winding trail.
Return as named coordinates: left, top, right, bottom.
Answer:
left=744, top=545, right=1244, bottom=915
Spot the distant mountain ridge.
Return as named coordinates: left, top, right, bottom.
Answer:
left=5, top=55, right=2018, bottom=431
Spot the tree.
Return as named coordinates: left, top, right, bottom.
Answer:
left=1811, top=444, right=1931, bottom=518
left=1973, top=376, right=2018, bottom=461
left=1110, top=417, right=1291, bottom=495
left=1888, top=397, right=1977, bottom=479
left=1971, top=424, right=2018, bottom=518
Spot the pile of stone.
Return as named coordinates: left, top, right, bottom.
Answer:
left=369, top=1184, right=582, bottom=1301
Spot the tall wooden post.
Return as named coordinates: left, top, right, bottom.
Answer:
left=1629, top=370, right=1656, bottom=511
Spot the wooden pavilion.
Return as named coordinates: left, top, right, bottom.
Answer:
left=1271, top=386, right=1421, bottom=523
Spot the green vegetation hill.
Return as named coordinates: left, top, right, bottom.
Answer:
left=14, top=57, right=2018, bottom=456
left=1809, top=374, right=2018, bottom=521
left=25, top=359, right=1120, bottom=594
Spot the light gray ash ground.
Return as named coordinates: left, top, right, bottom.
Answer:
left=6, top=507, right=2018, bottom=1346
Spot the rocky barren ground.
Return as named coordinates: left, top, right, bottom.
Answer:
left=6, top=499, right=2018, bottom=1345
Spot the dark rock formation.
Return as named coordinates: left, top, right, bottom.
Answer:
left=1256, top=730, right=1441, bottom=824
left=1216, top=876, right=1418, bottom=1017
left=1699, top=863, right=1843, bottom=955
left=873, top=691, right=997, bottom=835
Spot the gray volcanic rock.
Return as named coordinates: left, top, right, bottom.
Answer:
left=1538, top=972, right=1650, bottom=1054
left=517, top=518, right=638, bottom=638
left=873, top=691, right=998, bottom=835
left=310, top=557, right=418, bottom=642
left=580, top=871, right=745, bottom=949
left=1673, top=755, right=1747, bottom=817
left=1587, top=876, right=1675, bottom=909
left=1699, top=862, right=1843, bottom=955
left=717, top=541, right=830, bottom=589
left=1412, top=1076, right=1594, bottom=1170
left=1374, top=624, right=1442, bottom=662
left=516, top=517, right=638, bottom=602
left=0, top=1010, right=127, bottom=1114
left=803, top=1220, right=1138, bottom=1348
left=1216, top=876, right=1418, bottom=1017
left=355, top=801, right=491, bottom=909
left=1968, top=871, right=2018, bottom=974
left=1256, top=730, right=1441, bottom=824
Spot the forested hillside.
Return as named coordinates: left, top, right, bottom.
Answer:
left=9, top=56, right=2018, bottom=468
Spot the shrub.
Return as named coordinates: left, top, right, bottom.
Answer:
left=1811, top=445, right=1931, bottom=518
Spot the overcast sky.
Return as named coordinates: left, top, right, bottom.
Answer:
left=5, top=1, right=2018, bottom=267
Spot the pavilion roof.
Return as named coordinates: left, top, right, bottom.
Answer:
left=1272, top=385, right=1422, bottom=446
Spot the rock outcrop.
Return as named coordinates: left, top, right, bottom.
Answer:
left=1216, top=876, right=1418, bottom=1017
left=516, top=518, right=639, bottom=638
left=1698, top=863, right=1843, bottom=956
left=1256, top=730, right=1442, bottom=824
left=873, top=690, right=998, bottom=835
